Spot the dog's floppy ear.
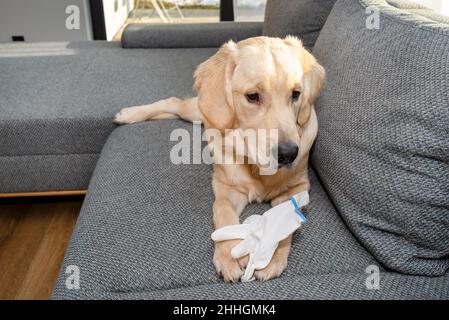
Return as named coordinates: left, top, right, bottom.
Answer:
left=194, top=41, right=237, bottom=130
left=298, top=47, right=325, bottom=127
left=284, top=36, right=325, bottom=127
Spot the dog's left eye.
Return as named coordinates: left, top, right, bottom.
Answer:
left=245, top=93, right=260, bottom=104
left=292, top=90, right=301, bottom=102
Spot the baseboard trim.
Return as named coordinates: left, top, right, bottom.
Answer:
left=0, top=190, right=87, bottom=198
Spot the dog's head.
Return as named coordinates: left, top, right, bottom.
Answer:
left=194, top=36, right=325, bottom=170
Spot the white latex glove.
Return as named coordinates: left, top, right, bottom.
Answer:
left=211, top=191, right=309, bottom=282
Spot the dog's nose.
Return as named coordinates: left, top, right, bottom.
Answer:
left=277, top=142, right=299, bottom=166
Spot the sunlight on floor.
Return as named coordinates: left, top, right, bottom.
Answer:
left=0, top=42, right=76, bottom=58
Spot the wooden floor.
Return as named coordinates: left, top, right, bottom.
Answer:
left=0, top=196, right=83, bottom=300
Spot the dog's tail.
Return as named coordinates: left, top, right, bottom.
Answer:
left=114, top=97, right=203, bottom=124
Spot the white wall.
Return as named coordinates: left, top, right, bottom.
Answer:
left=0, top=0, right=92, bottom=43
left=103, top=0, right=134, bottom=40
left=443, top=0, right=449, bottom=16
left=410, top=0, right=449, bottom=16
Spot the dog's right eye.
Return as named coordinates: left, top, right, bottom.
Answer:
left=292, top=90, right=301, bottom=102
left=245, top=93, right=260, bottom=104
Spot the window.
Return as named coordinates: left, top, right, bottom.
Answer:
left=234, top=0, right=266, bottom=22
left=105, top=0, right=222, bottom=40
left=129, top=1, right=220, bottom=24
left=96, top=0, right=268, bottom=41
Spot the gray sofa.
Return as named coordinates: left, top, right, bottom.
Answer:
left=0, top=0, right=447, bottom=299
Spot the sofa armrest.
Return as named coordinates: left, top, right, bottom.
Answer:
left=121, top=22, right=263, bottom=48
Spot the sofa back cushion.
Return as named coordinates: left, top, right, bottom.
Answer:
left=263, top=0, right=338, bottom=49
left=311, top=0, right=449, bottom=276
left=121, top=22, right=263, bottom=48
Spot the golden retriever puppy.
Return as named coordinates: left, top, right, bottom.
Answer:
left=114, top=36, right=325, bottom=282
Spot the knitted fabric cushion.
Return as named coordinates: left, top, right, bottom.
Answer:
left=311, top=0, right=449, bottom=276
left=52, top=120, right=449, bottom=299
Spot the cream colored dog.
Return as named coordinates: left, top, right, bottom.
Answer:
left=114, top=36, right=325, bottom=282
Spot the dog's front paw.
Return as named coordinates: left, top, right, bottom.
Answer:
left=214, top=240, right=248, bottom=283
left=254, top=251, right=288, bottom=281
left=114, top=106, right=145, bottom=124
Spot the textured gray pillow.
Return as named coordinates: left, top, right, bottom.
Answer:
left=311, top=0, right=449, bottom=276
left=263, top=0, right=338, bottom=49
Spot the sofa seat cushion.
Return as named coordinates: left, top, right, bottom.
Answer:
left=55, top=272, right=449, bottom=300
left=311, top=0, right=449, bottom=276
left=0, top=41, right=216, bottom=192
left=0, top=154, right=99, bottom=193
left=52, top=121, right=447, bottom=299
